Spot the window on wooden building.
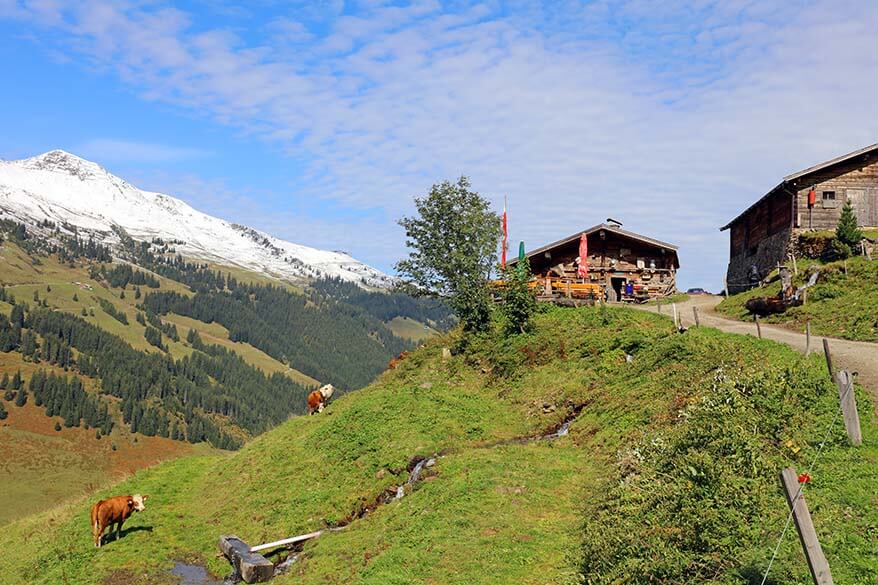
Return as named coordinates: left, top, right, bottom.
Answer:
left=822, top=191, right=837, bottom=208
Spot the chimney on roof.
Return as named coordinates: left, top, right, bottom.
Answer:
left=606, top=218, right=623, bottom=228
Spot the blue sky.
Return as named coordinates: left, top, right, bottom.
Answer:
left=1, top=1, right=877, bottom=289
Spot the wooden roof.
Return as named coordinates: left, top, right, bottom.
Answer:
left=509, top=223, right=679, bottom=265
left=720, top=143, right=878, bottom=231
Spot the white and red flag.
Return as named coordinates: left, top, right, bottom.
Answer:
left=501, top=196, right=508, bottom=268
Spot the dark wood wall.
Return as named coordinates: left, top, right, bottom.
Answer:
left=729, top=189, right=792, bottom=257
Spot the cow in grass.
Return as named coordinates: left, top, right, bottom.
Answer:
left=91, top=494, right=148, bottom=548
left=388, top=351, right=409, bottom=370
left=307, top=384, right=335, bottom=415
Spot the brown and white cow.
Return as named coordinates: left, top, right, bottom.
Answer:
left=388, top=351, right=409, bottom=370
left=307, top=384, right=335, bottom=415
left=90, top=494, right=148, bottom=548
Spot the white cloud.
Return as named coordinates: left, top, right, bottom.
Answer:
left=76, top=139, right=209, bottom=164
left=6, top=1, right=878, bottom=289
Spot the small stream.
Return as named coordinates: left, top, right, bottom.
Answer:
left=171, top=562, right=224, bottom=585
left=195, top=407, right=583, bottom=583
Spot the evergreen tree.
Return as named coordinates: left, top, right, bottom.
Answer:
left=144, top=326, right=164, bottom=350
left=54, top=422, right=61, bottom=431
left=46, top=285, right=51, bottom=292
left=81, top=307, right=88, bottom=317
left=120, top=290, right=126, bottom=299
left=134, top=287, right=141, bottom=300
left=11, top=370, right=22, bottom=390
left=20, top=330, right=37, bottom=359
left=73, top=293, right=78, bottom=302
left=836, top=200, right=864, bottom=250
left=0, top=373, right=7, bottom=389
left=14, top=386, right=27, bottom=407
left=10, top=304, right=25, bottom=328
left=0, top=402, right=7, bottom=420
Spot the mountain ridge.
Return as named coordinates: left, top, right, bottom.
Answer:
left=0, top=150, right=393, bottom=288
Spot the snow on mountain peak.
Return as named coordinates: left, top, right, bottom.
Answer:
left=18, top=149, right=108, bottom=180
left=0, top=150, right=394, bottom=289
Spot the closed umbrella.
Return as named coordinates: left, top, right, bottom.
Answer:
left=577, top=233, right=589, bottom=278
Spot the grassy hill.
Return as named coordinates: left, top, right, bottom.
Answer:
left=2, top=305, right=875, bottom=584
left=0, top=225, right=446, bottom=525
left=717, top=255, right=878, bottom=341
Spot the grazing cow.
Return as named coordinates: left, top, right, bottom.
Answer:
left=388, top=351, right=409, bottom=370
left=307, top=384, right=335, bottom=415
left=91, top=494, right=148, bottom=548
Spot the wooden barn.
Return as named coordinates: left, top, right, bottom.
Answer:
left=721, top=143, right=878, bottom=293
left=509, top=221, right=679, bottom=303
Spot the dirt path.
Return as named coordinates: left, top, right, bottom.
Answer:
left=635, top=295, right=878, bottom=411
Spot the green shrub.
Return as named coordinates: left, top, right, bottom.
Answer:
left=500, top=262, right=537, bottom=335
left=823, top=237, right=851, bottom=261
left=809, top=284, right=844, bottom=301
left=581, top=365, right=839, bottom=583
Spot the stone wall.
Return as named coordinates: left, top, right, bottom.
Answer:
left=725, top=228, right=792, bottom=293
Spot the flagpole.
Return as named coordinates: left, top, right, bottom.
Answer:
left=501, top=195, right=508, bottom=269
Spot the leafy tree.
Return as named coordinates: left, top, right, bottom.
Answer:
left=395, top=177, right=502, bottom=332
left=500, top=260, right=537, bottom=334
left=836, top=200, right=863, bottom=250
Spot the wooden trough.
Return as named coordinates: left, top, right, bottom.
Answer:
left=219, top=530, right=325, bottom=583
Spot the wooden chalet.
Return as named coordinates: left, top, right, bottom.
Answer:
left=509, top=221, right=679, bottom=303
left=721, top=143, right=878, bottom=293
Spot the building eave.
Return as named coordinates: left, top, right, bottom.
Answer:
left=510, top=223, right=679, bottom=266
left=720, top=143, right=878, bottom=231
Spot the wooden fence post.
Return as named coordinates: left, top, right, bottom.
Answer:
left=834, top=370, right=862, bottom=446
left=755, top=315, right=762, bottom=338
left=803, top=288, right=808, bottom=305
left=780, top=468, right=834, bottom=585
left=805, top=322, right=811, bottom=356
left=822, top=339, right=833, bottom=379
left=692, top=306, right=700, bottom=327
left=657, top=300, right=662, bottom=314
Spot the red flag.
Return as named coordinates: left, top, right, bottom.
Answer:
left=577, top=233, right=589, bottom=278
left=501, top=198, right=508, bottom=268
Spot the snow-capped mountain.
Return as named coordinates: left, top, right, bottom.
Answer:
left=0, top=150, right=394, bottom=288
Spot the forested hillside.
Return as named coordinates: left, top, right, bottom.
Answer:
left=0, top=221, right=452, bottom=451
